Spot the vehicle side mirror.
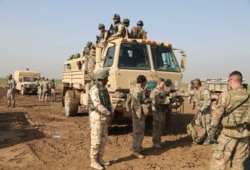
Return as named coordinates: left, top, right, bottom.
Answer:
left=180, top=50, right=186, bottom=70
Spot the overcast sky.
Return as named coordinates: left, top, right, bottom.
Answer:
left=1, top=0, right=250, bottom=83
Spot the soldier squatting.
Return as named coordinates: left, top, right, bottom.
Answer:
left=80, top=13, right=250, bottom=170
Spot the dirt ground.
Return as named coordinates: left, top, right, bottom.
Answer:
left=0, top=85, right=213, bottom=170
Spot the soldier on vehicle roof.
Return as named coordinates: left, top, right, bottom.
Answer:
left=82, top=41, right=93, bottom=56
left=122, top=18, right=130, bottom=38
left=130, top=20, right=147, bottom=39
left=97, top=23, right=109, bottom=48
left=110, top=13, right=126, bottom=38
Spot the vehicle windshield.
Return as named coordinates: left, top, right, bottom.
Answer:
left=23, top=77, right=38, bottom=82
left=118, top=43, right=150, bottom=70
left=151, top=45, right=181, bottom=72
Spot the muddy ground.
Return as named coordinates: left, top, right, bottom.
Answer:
left=0, top=85, right=213, bottom=170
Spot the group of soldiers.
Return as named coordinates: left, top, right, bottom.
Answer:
left=36, top=77, right=57, bottom=102
left=5, top=74, right=57, bottom=107
left=88, top=69, right=174, bottom=170
left=187, top=71, right=250, bottom=170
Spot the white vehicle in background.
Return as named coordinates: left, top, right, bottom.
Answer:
left=14, top=70, right=41, bottom=95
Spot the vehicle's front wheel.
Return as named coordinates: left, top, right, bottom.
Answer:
left=64, top=90, right=80, bottom=116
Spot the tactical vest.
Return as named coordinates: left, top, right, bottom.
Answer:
left=88, top=82, right=112, bottom=113
left=194, top=87, right=211, bottom=110
left=221, top=88, right=250, bottom=138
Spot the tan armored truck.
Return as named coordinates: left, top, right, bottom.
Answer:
left=62, top=38, right=187, bottom=118
left=201, top=78, right=248, bottom=105
left=14, top=70, right=41, bottom=95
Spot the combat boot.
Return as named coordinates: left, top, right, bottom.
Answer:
left=98, top=155, right=110, bottom=166
left=153, top=143, right=163, bottom=148
left=90, top=158, right=103, bottom=170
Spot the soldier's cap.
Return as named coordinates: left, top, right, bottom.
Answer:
left=137, top=75, right=147, bottom=83
left=96, top=69, right=109, bottom=80
left=113, top=13, right=120, bottom=20
left=98, top=23, right=105, bottom=29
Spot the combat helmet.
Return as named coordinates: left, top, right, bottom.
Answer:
left=96, top=69, right=109, bottom=79
left=86, top=41, right=93, bottom=47
left=137, top=20, right=144, bottom=26
left=113, top=13, right=120, bottom=20
left=122, top=18, right=130, bottom=24
left=8, top=74, right=12, bottom=79
left=98, top=23, right=105, bottom=29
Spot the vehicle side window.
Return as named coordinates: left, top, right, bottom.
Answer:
left=103, top=46, right=115, bottom=67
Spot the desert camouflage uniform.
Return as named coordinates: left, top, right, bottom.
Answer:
left=98, top=31, right=109, bottom=48
left=188, top=83, right=195, bottom=103
left=6, top=78, right=16, bottom=107
left=210, top=87, right=250, bottom=170
left=37, top=79, right=43, bottom=101
left=41, top=78, right=49, bottom=102
left=50, top=80, right=56, bottom=101
left=110, top=22, right=125, bottom=38
left=193, top=86, right=212, bottom=140
left=150, top=87, right=170, bottom=146
left=130, top=26, right=147, bottom=39
left=88, top=81, right=113, bottom=166
left=87, top=49, right=96, bottom=81
left=131, top=84, right=147, bottom=152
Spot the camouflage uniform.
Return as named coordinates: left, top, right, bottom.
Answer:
left=41, top=78, right=49, bottom=102
left=50, top=79, right=56, bottom=101
left=38, top=79, right=43, bottom=101
left=110, top=14, right=125, bottom=38
left=87, top=49, right=96, bottom=81
left=188, top=82, right=194, bottom=103
left=130, top=26, right=147, bottom=39
left=97, top=23, right=109, bottom=48
left=150, top=87, right=170, bottom=147
left=82, top=41, right=92, bottom=56
left=210, top=87, right=250, bottom=170
left=131, top=84, right=147, bottom=154
left=6, top=75, right=16, bottom=107
left=193, top=86, right=212, bottom=143
left=88, top=69, right=112, bottom=170
left=122, top=18, right=130, bottom=38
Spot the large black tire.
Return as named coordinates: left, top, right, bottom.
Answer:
left=64, top=90, right=80, bottom=116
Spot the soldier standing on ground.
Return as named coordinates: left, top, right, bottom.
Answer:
left=88, top=69, right=114, bottom=170
left=122, top=18, right=130, bottom=38
left=131, top=75, right=148, bottom=158
left=192, top=78, right=213, bottom=145
left=188, top=80, right=194, bottom=103
left=130, top=20, right=147, bottom=39
left=210, top=71, right=250, bottom=170
left=41, top=77, right=49, bottom=102
left=110, top=13, right=125, bottom=38
left=6, top=74, right=16, bottom=107
left=50, top=78, right=56, bottom=102
left=150, top=78, right=171, bottom=148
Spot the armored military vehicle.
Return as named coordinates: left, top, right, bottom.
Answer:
left=62, top=38, right=187, bottom=118
left=14, top=70, right=41, bottom=95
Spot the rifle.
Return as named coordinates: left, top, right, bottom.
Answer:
left=96, top=35, right=100, bottom=44
left=104, top=24, right=114, bottom=42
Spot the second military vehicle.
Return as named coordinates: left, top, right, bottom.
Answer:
left=62, top=37, right=187, bottom=120
left=14, top=70, right=41, bottom=95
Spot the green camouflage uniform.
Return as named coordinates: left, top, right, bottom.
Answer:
left=6, top=79, right=16, bottom=107
left=210, top=87, right=250, bottom=170
left=150, top=87, right=170, bottom=145
left=88, top=81, right=113, bottom=161
left=131, top=84, right=147, bottom=152
left=193, top=86, right=212, bottom=139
